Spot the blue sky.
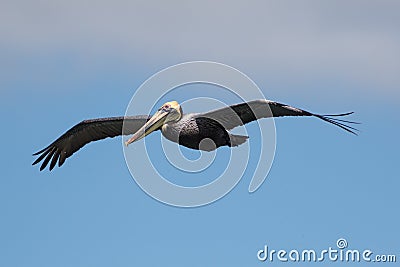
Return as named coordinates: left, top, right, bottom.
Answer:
left=1, top=1, right=399, bottom=266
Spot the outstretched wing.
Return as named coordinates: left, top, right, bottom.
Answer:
left=200, top=99, right=359, bottom=134
left=32, top=115, right=151, bottom=171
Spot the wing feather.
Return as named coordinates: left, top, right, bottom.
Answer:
left=33, top=115, right=151, bottom=171
left=201, top=99, right=359, bottom=134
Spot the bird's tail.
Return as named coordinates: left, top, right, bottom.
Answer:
left=229, top=134, right=249, bottom=147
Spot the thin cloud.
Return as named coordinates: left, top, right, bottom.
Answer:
left=1, top=0, right=399, bottom=97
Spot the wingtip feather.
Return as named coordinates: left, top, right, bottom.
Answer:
left=315, top=113, right=360, bottom=135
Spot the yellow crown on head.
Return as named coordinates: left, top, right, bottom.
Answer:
left=162, top=101, right=180, bottom=109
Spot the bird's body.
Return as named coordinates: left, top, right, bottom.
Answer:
left=33, top=99, right=358, bottom=171
left=161, top=113, right=248, bottom=151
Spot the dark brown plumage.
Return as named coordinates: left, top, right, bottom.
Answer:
left=33, top=116, right=150, bottom=171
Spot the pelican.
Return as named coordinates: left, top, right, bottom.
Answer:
left=33, top=99, right=358, bottom=171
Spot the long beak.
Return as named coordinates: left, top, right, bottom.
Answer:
left=125, top=110, right=168, bottom=146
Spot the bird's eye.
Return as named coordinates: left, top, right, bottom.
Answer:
left=164, top=104, right=170, bottom=109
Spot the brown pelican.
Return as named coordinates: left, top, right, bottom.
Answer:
left=33, top=100, right=358, bottom=171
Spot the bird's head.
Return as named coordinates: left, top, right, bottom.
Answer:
left=160, top=101, right=182, bottom=123
left=125, top=101, right=182, bottom=146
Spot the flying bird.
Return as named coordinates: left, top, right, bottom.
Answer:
left=33, top=100, right=358, bottom=171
